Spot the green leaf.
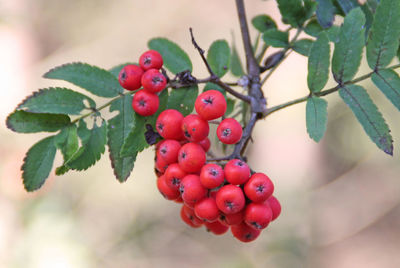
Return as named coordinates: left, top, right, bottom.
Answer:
left=308, top=32, right=330, bottom=92
left=109, top=63, right=136, bottom=78
left=108, top=94, right=136, bottom=182
left=22, top=136, right=57, bottom=191
left=167, top=85, right=199, bottom=116
left=277, top=0, right=311, bottom=27
left=44, top=62, right=122, bottom=97
left=366, top=0, right=400, bottom=70
left=361, top=3, right=374, bottom=39
left=55, top=125, right=79, bottom=162
left=316, top=0, right=335, bottom=28
left=305, top=19, right=324, bottom=37
left=262, top=29, right=289, bottom=48
left=226, top=98, right=236, bottom=116
left=230, top=43, right=245, bottom=77
left=366, top=0, right=379, bottom=13
left=207, top=40, right=231, bottom=78
left=332, top=8, right=365, bottom=83
left=17, top=87, right=95, bottom=115
left=77, top=119, right=91, bottom=144
left=148, top=38, right=192, bottom=74
left=372, top=69, right=400, bottom=111
left=326, top=25, right=340, bottom=42
left=306, top=97, right=328, bottom=142
left=148, top=89, right=169, bottom=127
left=339, top=85, right=393, bottom=155
left=335, top=0, right=360, bottom=14
left=251, top=15, right=277, bottom=32
left=120, top=113, right=148, bottom=157
left=6, top=111, right=70, bottom=133
left=293, top=39, right=314, bottom=56
left=67, top=120, right=107, bottom=170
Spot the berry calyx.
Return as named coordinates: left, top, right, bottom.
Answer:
left=217, top=118, right=243, bottom=144
left=156, top=109, right=184, bottom=140
left=139, top=50, right=163, bottom=70
left=205, top=221, right=229, bottom=235
left=178, top=143, right=206, bottom=173
left=132, top=90, right=159, bottom=116
left=164, top=163, right=186, bottom=191
left=200, top=163, right=224, bottom=189
left=182, top=114, right=209, bottom=142
left=156, top=139, right=181, bottom=164
left=215, top=184, right=245, bottom=214
left=224, top=159, right=251, bottom=185
left=195, top=90, right=227, bottom=120
left=218, top=210, right=244, bottom=226
left=118, top=64, right=144, bottom=91
left=141, top=69, right=167, bottom=93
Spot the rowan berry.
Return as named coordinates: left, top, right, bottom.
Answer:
left=205, top=221, right=229, bottom=235
left=180, top=204, right=203, bottom=228
left=200, top=163, right=224, bottom=189
left=218, top=210, right=244, bottom=226
left=141, top=69, right=167, bottom=93
left=156, top=109, right=184, bottom=140
left=266, top=195, right=281, bottom=221
left=164, top=163, right=186, bottom=191
left=179, top=174, right=208, bottom=207
left=231, top=222, right=261, bottom=242
left=224, top=159, right=250, bottom=185
left=182, top=114, right=209, bottom=143
left=217, top=118, right=242, bottom=144
left=195, top=90, right=227, bottom=120
left=244, top=173, right=274, bottom=203
left=178, top=143, right=206, bottom=173
left=157, top=175, right=180, bottom=200
left=197, top=137, right=211, bottom=152
left=194, top=197, right=220, bottom=222
left=155, top=153, right=169, bottom=174
left=244, top=202, right=273, bottom=230
left=132, top=90, right=159, bottom=116
left=139, top=50, right=163, bottom=70
left=215, top=184, right=245, bottom=214
left=118, top=64, right=144, bottom=91
left=156, top=139, right=181, bottom=164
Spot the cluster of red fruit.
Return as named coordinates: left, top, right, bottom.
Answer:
left=118, top=50, right=166, bottom=116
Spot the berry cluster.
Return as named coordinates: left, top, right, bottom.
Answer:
left=118, top=50, right=167, bottom=116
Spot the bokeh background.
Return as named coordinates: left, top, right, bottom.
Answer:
left=1, top=0, right=400, bottom=267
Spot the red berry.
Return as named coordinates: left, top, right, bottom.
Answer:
left=155, top=154, right=169, bottom=174
left=164, top=163, right=186, bottom=191
left=178, top=143, right=206, bottom=173
left=218, top=210, right=244, bottom=226
left=180, top=204, right=203, bottom=228
left=182, top=114, right=209, bottom=142
left=205, top=221, right=229, bottom=235
left=231, top=222, right=261, bottom=242
left=195, top=90, right=227, bottom=120
left=224, top=159, right=250, bottom=185
left=139, top=50, right=163, bottom=70
left=200, top=163, right=224, bottom=189
left=156, top=139, right=181, bottom=164
left=215, top=185, right=245, bottom=214
left=156, top=109, right=184, bottom=140
left=174, top=196, right=184, bottom=204
left=141, top=69, right=167, bottom=93
left=118, top=64, right=144, bottom=91
left=194, top=197, right=220, bottom=222
left=180, top=174, right=207, bottom=207
left=244, top=173, right=274, bottom=203
left=244, top=202, right=273, bottom=230
left=266, top=195, right=281, bottom=221
left=197, top=137, right=211, bottom=152
left=157, top=175, right=180, bottom=200
left=217, top=118, right=242, bottom=144
left=132, top=90, right=159, bottom=116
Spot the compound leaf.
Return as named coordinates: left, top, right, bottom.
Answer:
left=262, top=29, right=289, bottom=48
left=316, top=0, right=335, bottom=28
left=6, top=111, right=70, bottom=133
left=120, top=113, right=148, bottom=157
left=306, top=97, right=328, bottom=142
left=167, top=85, right=199, bottom=116
left=308, top=32, right=330, bottom=92
left=372, top=69, right=400, bottom=111
left=293, top=39, right=314, bottom=56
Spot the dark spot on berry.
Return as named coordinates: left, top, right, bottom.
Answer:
left=202, top=96, right=214, bottom=105
left=157, top=123, right=164, bottom=131
left=184, top=130, right=191, bottom=138
left=179, top=184, right=185, bottom=194
left=192, top=127, right=196, bottom=132
left=120, top=71, right=127, bottom=81
left=237, top=161, right=244, bottom=167
left=144, top=56, right=151, bottom=65
left=244, top=232, right=253, bottom=240
left=172, top=177, right=180, bottom=185
left=209, top=168, right=218, bottom=177
left=160, top=147, right=167, bottom=154
left=219, top=214, right=226, bottom=221
left=152, top=76, right=163, bottom=84
left=139, top=99, right=146, bottom=107
left=181, top=151, right=187, bottom=159
left=256, top=185, right=264, bottom=192
left=189, top=215, right=194, bottom=221
left=222, top=128, right=231, bottom=137
left=251, top=222, right=262, bottom=229
left=225, top=201, right=234, bottom=210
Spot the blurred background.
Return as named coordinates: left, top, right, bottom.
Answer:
left=1, top=0, right=400, bottom=267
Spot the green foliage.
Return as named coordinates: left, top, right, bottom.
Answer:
left=316, top=0, right=335, bottom=28
left=167, top=85, right=199, bottom=116
left=55, top=124, right=79, bottom=163
left=207, top=40, right=231, bottom=78
left=304, top=19, right=324, bottom=37
left=372, top=69, right=400, bottom=111
left=335, top=0, right=360, bottom=14
left=293, top=39, right=314, bottom=56
left=277, top=0, right=316, bottom=27
left=6, top=111, right=70, bottom=133
left=226, top=98, right=236, bottom=116
left=366, top=0, right=400, bottom=70
left=22, top=136, right=57, bottom=191
left=306, top=97, right=328, bottom=142
left=251, top=15, right=277, bottom=32
left=339, top=85, right=393, bottom=155
left=148, top=38, right=192, bottom=74
left=307, top=32, right=330, bottom=92
left=107, top=95, right=136, bottom=182
left=262, top=29, right=289, bottom=48
left=17, top=87, right=95, bottom=115
left=332, top=8, right=365, bottom=83
left=44, top=63, right=122, bottom=97
left=120, top=113, right=148, bottom=158
left=230, top=43, right=245, bottom=77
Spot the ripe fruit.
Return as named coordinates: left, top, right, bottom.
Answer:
left=182, top=114, right=209, bottom=142
left=180, top=174, right=208, bottom=207
left=164, top=163, right=186, bottom=191
left=224, top=159, right=250, bottom=185
left=197, top=137, right=211, bottom=152
left=244, top=202, right=273, bottom=230
left=200, top=163, right=224, bottom=189
left=141, top=69, right=167, bottom=93
left=118, top=64, right=144, bottom=91
left=178, top=143, right=206, bottom=173
left=266, top=195, right=281, bottom=221
left=132, top=90, right=159, bottom=116
left=155, top=154, right=169, bottom=174
left=205, top=221, right=229, bottom=235
left=181, top=205, right=203, bottom=228
left=244, top=173, right=274, bottom=203
left=139, top=50, right=163, bottom=70
left=215, top=185, right=245, bottom=214
left=217, top=118, right=243, bottom=144
left=194, top=197, right=220, bottom=222
left=218, top=210, right=244, bottom=226
left=157, top=175, right=180, bottom=200
left=156, top=109, right=184, bottom=140
left=231, top=222, right=261, bottom=242
left=156, top=139, right=181, bottom=164
left=195, top=90, right=227, bottom=120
